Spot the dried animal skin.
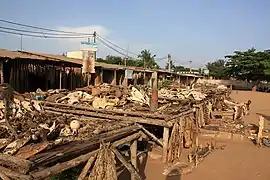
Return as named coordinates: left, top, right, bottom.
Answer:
left=92, top=97, right=115, bottom=109
left=89, top=144, right=117, bottom=180
left=3, top=136, right=31, bottom=155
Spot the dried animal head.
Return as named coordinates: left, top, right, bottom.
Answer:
left=70, top=120, right=80, bottom=135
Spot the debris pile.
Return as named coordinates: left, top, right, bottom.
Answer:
left=158, top=88, right=207, bottom=101
left=248, top=115, right=270, bottom=147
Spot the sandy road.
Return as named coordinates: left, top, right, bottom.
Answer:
left=144, top=91, right=270, bottom=180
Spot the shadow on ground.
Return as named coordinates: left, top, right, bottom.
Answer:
left=165, top=169, right=182, bottom=180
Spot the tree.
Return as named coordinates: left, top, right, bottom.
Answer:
left=96, top=55, right=140, bottom=66
left=225, top=48, right=270, bottom=90
left=138, top=49, right=159, bottom=69
left=165, top=60, right=175, bottom=71
left=206, top=59, right=228, bottom=79
left=174, top=65, right=189, bottom=72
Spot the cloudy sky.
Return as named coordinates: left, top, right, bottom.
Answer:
left=1, top=0, right=270, bottom=68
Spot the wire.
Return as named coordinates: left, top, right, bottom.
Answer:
left=0, top=26, right=93, bottom=37
left=0, top=19, right=94, bottom=35
left=96, top=34, right=139, bottom=56
left=0, top=19, right=168, bottom=61
left=97, top=33, right=167, bottom=61
left=96, top=37, right=135, bottom=58
left=0, top=29, right=90, bottom=39
left=155, top=56, right=167, bottom=61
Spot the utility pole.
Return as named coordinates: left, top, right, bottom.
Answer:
left=168, top=54, right=172, bottom=72
left=93, top=31, right=96, bottom=43
left=20, top=35, right=23, bottom=51
left=189, top=60, right=192, bottom=73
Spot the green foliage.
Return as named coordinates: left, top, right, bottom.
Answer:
left=96, top=49, right=160, bottom=69
left=206, top=59, right=227, bottom=79
left=225, top=48, right=270, bottom=81
left=96, top=55, right=140, bottom=66
left=137, top=49, right=160, bottom=69
left=174, top=65, right=190, bottom=72
left=162, top=79, right=172, bottom=88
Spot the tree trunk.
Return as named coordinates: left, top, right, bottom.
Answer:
left=252, top=80, right=260, bottom=92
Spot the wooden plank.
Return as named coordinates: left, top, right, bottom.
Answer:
left=0, top=172, right=11, bottom=180
left=139, top=125, right=163, bottom=147
left=130, top=139, right=138, bottom=180
left=0, top=166, right=31, bottom=180
left=31, top=150, right=98, bottom=180
left=77, top=155, right=96, bottom=180
left=42, top=101, right=167, bottom=119
left=44, top=106, right=172, bottom=127
left=112, top=148, right=141, bottom=180
left=162, top=127, right=170, bottom=163
left=111, top=132, right=142, bottom=148
left=0, top=154, right=32, bottom=174
left=31, top=124, right=141, bottom=166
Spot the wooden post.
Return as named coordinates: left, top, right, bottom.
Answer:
left=94, top=68, right=101, bottom=86
left=0, top=61, right=4, bottom=84
left=134, top=73, right=137, bottom=86
left=112, top=148, right=142, bottom=180
left=87, top=73, right=91, bottom=86
left=258, top=116, right=265, bottom=146
left=162, top=127, right=169, bottom=163
left=59, top=70, right=62, bottom=89
left=150, top=71, right=158, bottom=111
left=130, top=139, right=138, bottom=180
left=100, top=68, right=103, bottom=84
left=112, top=69, right=117, bottom=86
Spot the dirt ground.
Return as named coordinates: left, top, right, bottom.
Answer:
left=144, top=90, right=270, bottom=180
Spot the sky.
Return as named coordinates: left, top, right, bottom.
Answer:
left=0, top=0, right=270, bottom=68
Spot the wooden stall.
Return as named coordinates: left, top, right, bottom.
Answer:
left=42, top=100, right=197, bottom=164
left=0, top=49, right=85, bottom=93
left=0, top=111, right=151, bottom=180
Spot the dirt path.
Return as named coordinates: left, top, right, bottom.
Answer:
left=144, top=90, right=270, bottom=180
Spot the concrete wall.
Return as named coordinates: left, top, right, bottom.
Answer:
left=66, top=51, right=83, bottom=59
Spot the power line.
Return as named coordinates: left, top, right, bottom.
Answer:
left=97, top=34, right=167, bottom=61
left=0, top=19, right=168, bottom=61
left=0, top=26, right=93, bottom=37
left=96, top=37, right=135, bottom=58
left=0, top=19, right=93, bottom=35
left=155, top=56, right=167, bottom=61
left=96, top=34, right=139, bottom=56
left=0, top=29, right=90, bottom=39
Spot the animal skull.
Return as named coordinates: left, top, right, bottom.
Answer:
left=70, top=120, right=80, bottom=135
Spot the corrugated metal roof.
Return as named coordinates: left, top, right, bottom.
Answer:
left=0, top=49, right=202, bottom=77
left=0, top=49, right=82, bottom=65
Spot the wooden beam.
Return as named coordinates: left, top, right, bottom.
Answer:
left=0, top=154, right=32, bottom=174
left=162, top=127, right=170, bottom=163
left=0, top=61, right=4, bottom=84
left=42, top=101, right=167, bottom=119
left=139, top=125, right=163, bottom=147
left=112, top=148, right=142, bottom=180
left=77, top=155, right=96, bottom=180
left=0, top=166, right=31, bottom=180
left=32, top=124, right=141, bottom=166
left=165, top=109, right=194, bottom=121
left=43, top=106, right=172, bottom=127
left=31, top=150, right=98, bottom=180
left=0, top=172, right=11, bottom=180
left=130, top=139, right=138, bottom=180
left=111, top=132, right=142, bottom=148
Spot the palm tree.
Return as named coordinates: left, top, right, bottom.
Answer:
left=138, top=49, right=159, bottom=69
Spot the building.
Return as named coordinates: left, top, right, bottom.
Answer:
left=0, top=49, right=203, bottom=92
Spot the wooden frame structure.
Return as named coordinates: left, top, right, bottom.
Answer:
left=41, top=101, right=196, bottom=164
left=0, top=113, right=151, bottom=180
